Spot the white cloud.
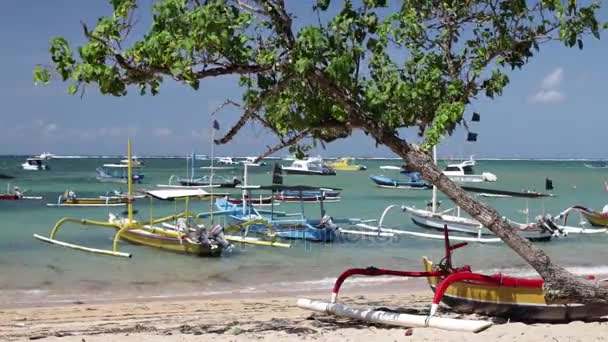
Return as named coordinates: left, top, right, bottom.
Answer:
left=44, top=123, right=59, bottom=134
left=529, top=90, right=565, bottom=104
left=153, top=127, right=173, bottom=137
left=529, top=67, right=565, bottom=104
left=540, top=67, right=563, bottom=90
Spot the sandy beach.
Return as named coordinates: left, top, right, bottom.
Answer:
left=2, top=286, right=607, bottom=342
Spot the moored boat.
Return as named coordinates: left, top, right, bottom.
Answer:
left=96, top=163, right=144, bottom=183
left=442, top=157, right=497, bottom=183
left=370, top=166, right=430, bottom=189
left=21, top=157, right=49, bottom=171
left=47, top=190, right=129, bottom=207
left=0, top=185, right=42, bottom=201
left=281, top=157, right=336, bottom=175
left=326, top=157, right=367, bottom=171
left=298, top=226, right=608, bottom=332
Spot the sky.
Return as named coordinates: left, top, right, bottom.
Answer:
left=0, top=1, right=607, bottom=159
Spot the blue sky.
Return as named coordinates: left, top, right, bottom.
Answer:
left=0, top=1, right=607, bottom=158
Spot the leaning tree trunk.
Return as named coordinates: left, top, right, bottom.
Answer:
left=377, top=134, right=608, bottom=304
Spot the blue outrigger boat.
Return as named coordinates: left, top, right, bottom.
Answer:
left=369, top=166, right=430, bottom=189
left=214, top=185, right=341, bottom=242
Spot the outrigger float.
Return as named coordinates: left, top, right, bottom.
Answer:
left=298, top=225, right=608, bottom=332
left=47, top=190, right=129, bottom=207
left=33, top=140, right=289, bottom=258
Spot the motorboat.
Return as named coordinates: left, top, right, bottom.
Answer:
left=38, top=152, right=55, bottom=160
left=442, top=157, right=497, bottom=183
left=217, top=157, right=239, bottom=165
left=241, top=156, right=267, bottom=166
left=326, top=157, right=367, bottom=171
left=96, top=163, right=144, bottom=183
left=21, top=158, right=49, bottom=171
left=120, top=156, right=144, bottom=166
left=281, top=157, right=336, bottom=175
left=369, top=166, right=430, bottom=189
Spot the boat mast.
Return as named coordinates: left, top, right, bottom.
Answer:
left=210, top=121, right=215, bottom=224
left=127, top=139, right=134, bottom=224
left=432, top=145, right=437, bottom=214
left=191, top=151, right=195, bottom=181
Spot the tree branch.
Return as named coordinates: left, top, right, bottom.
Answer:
left=255, top=129, right=310, bottom=161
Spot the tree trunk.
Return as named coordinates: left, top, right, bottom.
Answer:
left=377, top=134, right=608, bottom=304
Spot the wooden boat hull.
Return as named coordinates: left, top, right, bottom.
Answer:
left=423, top=258, right=608, bottom=322
left=117, top=227, right=223, bottom=257
left=0, top=194, right=20, bottom=200
left=407, top=207, right=552, bottom=242
left=369, top=175, right=430, bottom=189
left=580, top=211, right=608, bottom=227
left=226, top=215, right=337, bottom=242
left=283, top=168, right=336, bottom=176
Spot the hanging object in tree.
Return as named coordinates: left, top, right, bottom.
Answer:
left=272, top=163, right=283, bottom=185
left=471, top=112, right=480, bottom=122
left=545, top=178, right=554, bottom=191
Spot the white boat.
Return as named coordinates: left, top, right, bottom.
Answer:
left=120, top=156, right=144, bottom=166
left=442, top=157, right=497, bottom=183
left=96, top=163, right=144, bottom=183
left=281, top=157, right=336, bottom=176
left=216, top=156, right=239, bottom=165
left=21, top=158, right=49, bottom=171
left=38, top=152, right=55, bottom=160
left=241, top=156, right=267, bottom=166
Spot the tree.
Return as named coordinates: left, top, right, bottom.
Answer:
left=34, top=0, right=607, bottom=304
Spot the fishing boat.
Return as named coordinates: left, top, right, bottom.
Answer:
left=558, top=205, right=608, bottom=228
left=21, top=157, right=49, bottom=171
left=227, top=195, right=275, bottom=206
left=241, top=156, right=267, bottom=166
left=214, top=181, right=342, bottom=242
left=403, top=206, right=555, bottom=242
left=369, top=166, right=431, bottom=189
left=217, top=156, right=239, bottom=165
left=281, top=157, right=336, bottom=176
left=158, top=153, right=241, bottom=189
left=442, top=157, right=497, bottom=183
left=215, top=197, right=339, bottom=242
left=297, top=226, right=608, bottom=332
left=275, top=188, right=341, bottom=203
left=0, top=185, right=42, bottom=200
left=96, top=163, right=144, bottom=183
left=46, top=190, right=129, bottom=207
left=34, top=140, right=289, bottom=258
left=462, top=186, right=552, bottom=198
left=326, top=157, right=367, bottom=171
left=583, top=161, right=608, bottom=169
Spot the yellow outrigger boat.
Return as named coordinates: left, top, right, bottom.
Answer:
left=33, top=140, right=289, bottom=258
left=326, top=157, right=367, bottom=171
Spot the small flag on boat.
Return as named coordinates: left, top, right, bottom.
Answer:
left=466, top=132, right=477, bottom=142
left=213, top=120, right=220, bottom=130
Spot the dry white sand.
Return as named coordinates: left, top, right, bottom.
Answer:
left=1, top=289, right=607, bottom=342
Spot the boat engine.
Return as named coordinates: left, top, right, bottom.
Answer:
left=318, top=215, right=338, bottom=231
left=208, top=224, right=232, bottom=250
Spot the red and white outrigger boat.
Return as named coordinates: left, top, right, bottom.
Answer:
left=297, top=225, right=608, bottom=332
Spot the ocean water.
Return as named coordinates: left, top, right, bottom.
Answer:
left=1, top=157, right=608, bottom=306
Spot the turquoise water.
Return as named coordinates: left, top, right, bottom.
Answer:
left=1, top=157, right=608, bottom=306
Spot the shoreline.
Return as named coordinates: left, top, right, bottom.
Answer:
left=2, top=285, right=607, bottom=342
left=0, top=277, right=431, bottom=310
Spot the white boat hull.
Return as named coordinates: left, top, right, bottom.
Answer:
left=22, top=164, right=48, bottom=171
